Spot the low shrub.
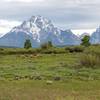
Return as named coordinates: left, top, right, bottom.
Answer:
left=65, top=46, right=84, bottom=53
left=80, top=54, right=100, bottom=68
left=53, top=76, right=61, bottom=81
left=41, top=43, right=49, bottom=50
left=84, top=45, right=100, bottom=57
left=0, top=48, right=4, bottom=51
left=40, top=47, right=67, bottom=54
left=41, top=41, right=53, bottom=50
left=34, top=76, right=42, bottom=80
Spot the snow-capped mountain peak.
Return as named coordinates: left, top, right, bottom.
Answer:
left=11, top=15, right=55, bottom=36
left=0, top=15, right=81, bottom=47
left=96, top=26, right=100, bottom=33
left=90, top=26, right=100, bottom=44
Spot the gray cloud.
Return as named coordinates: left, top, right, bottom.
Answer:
left=0, top=0, right=100, bottom=30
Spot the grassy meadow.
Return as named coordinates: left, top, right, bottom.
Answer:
left=0, top=45, right=100, bottom=100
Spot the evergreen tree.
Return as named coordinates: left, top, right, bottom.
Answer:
left=48, top=41, right=53, bottom=48
left=24, top=39, right=32, bottom=49
left=81, top=35, right=90, bottom=47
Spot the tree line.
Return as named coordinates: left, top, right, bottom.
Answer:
left=24, top=35, right=91, bottom=49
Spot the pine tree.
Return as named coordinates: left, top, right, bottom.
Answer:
left=48, top=41, right=53, bottom=48
left=81, top=35, right=90, bottom=47
left=24, top=39, right=32, bottom=49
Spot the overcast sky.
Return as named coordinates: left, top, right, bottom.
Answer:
left=0, top=0, right=100, bottom=36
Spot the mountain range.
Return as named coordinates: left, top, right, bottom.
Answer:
left=0, top=15, right=99, bottom=48
left=90, top=26, right=100, bottom=44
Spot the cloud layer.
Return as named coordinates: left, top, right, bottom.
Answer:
left=0, top=20, right=21, bottom=36
left=0, top=0, right=100, bottom=35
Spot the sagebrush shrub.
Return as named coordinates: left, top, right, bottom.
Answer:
left=80, top=54, right=100, bottom=68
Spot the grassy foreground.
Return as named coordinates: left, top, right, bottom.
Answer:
left=0, top=80, right=100, bottom=100
left=0, top=47, right=100, bottom=100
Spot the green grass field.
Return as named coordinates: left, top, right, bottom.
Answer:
left=0, top=47, right=100, bottom=100
left=0, top=80, right=100, bottom=100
